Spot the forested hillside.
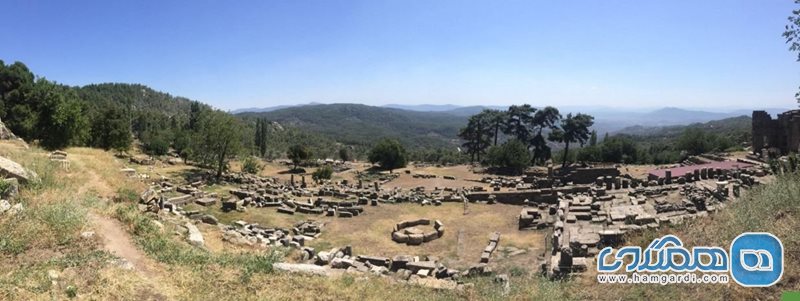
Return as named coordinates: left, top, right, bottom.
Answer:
left=571, top=116, right=751, bottom=164
left=238, top=104, right=467, bottom=150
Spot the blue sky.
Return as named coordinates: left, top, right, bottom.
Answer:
left=1, top=0, right=798, bottom=111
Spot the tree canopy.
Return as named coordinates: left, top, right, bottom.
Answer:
left=287, top=144, right=311, bottom=170
left=368, top=138, right=407, bottom=172
left=485, top=139, right=531, bottom=175
left=548, top=113, right=594, bottom=168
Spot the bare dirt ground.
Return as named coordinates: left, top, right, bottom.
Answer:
left=305, top=202, right=544, bottom=270
left=385, top=165, right=487, bottom=190
left=185, top=201, right=543, bottom=271
left=89, top=212, right=158, bottom=276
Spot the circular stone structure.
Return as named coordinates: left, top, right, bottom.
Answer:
left=391, top=218, right=444, bottom=245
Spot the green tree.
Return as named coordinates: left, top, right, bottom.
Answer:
left=0, top=60, right=36, bottom=133
left=339, top=148, right=352, bottom=162
left=589, top=130, right=598, bottom=146
left=140, top=130, right=170, bottom=156
left=549, top=113, right=594, bottom=168
left=458, top=114, right=491, bottom=163
left=677, top=128, right=711, bottom=156
left=91, top=105, right=132, bottom=152
left=481, top=109, right=506, bottom=146
left=503, top=104, right=535, bottom=142
left=600, top=136, right=638, bottom=163
left=368, top=138, right=407, bottom=172
left=254, top=118, right=269, bottom=157
left=485, top=139, right=530, bottom=175
left=783, top=0, right=800, bottom=103
left=529, top=106, right=561, bottom=164
left=192, top=110, right=243, bottom=178
left=287, top=144, right=311, bottom=170
left=33, top=80, right=89, bottom=150
left=173, top=129, right=194, bottom=160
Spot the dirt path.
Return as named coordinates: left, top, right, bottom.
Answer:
left=89, top=212, right=157, bottom=277
left=66, top=150, right=171, bottom=299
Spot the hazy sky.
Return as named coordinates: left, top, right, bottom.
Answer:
left=2, top=0, right=798, bottom=111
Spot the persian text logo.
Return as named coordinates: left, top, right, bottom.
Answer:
left=730, top=232, right=783, bottom=287
left=596, top=233, right=783, bottom=287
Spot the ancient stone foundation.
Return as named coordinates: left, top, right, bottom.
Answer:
left=391, top=219, right=444, bottom=245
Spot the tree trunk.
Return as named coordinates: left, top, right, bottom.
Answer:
left=216, top=140, right=229, bottom=179
left=561, top=142, right=570, bottom=169
left=494, top=125, right=499, bottom=146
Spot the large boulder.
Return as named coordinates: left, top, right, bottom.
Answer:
left=200, top=214, right=218, bottom=225
left=0, top=156, right=36, bottom=184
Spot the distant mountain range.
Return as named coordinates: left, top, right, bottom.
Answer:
left=382, top=104, right=465, bottom=112
left=230, top=102, right=324, bottom=114
left=234, top=103, right=790, bottom=136
left=231, top=103, right=791, bottom=153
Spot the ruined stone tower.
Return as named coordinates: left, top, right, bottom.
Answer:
left=752, top=110, right=800, bottom=156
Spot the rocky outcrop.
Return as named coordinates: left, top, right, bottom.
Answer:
left=0, top=156, right=37, bottom=184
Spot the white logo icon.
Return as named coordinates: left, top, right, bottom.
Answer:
left=739, top=249, right=773, bottom=272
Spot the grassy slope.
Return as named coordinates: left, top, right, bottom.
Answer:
left=1, top=143, right=797, bottom=300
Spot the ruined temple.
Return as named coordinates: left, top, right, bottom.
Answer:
left=752, top=110, right=800, bottom=156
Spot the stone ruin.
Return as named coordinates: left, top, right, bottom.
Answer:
left=129, top=150, right=772, bottom=289
left=222, top=220, right=324, bottom=250
left=48, top=150, right=69, bottom=170
left=752, top=109, right=800, bottom=157
left=538, top=165, right=767, bottom=278
left=278, top=231, right=506, bottom=290
left=391, top=219, right=444, bottom=245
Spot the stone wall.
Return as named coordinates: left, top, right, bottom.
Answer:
left=563, top=167, right=620, bottom=185
left=466, top=186, right=591, bottom=205
left=752, top=110, right=800, bottom=156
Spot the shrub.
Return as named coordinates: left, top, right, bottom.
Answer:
left=485, top=139, right=530, bottom=175
left=241, top=156, right=262, bottom=174
left=65, top=285, right=78, bottom=298
left=115, top=187, right=138, bottom=203
left=312, top=165, right=334, bottom=181
left=0, top=180, right=11, bottom=197
left=37, top=202, right=87, bottom=245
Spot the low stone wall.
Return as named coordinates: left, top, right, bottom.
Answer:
left=465, top=186, right=591, bottom=205
left=564, top=167, right=620, bottom=185
left=391, top=219, right=444, bottom=245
